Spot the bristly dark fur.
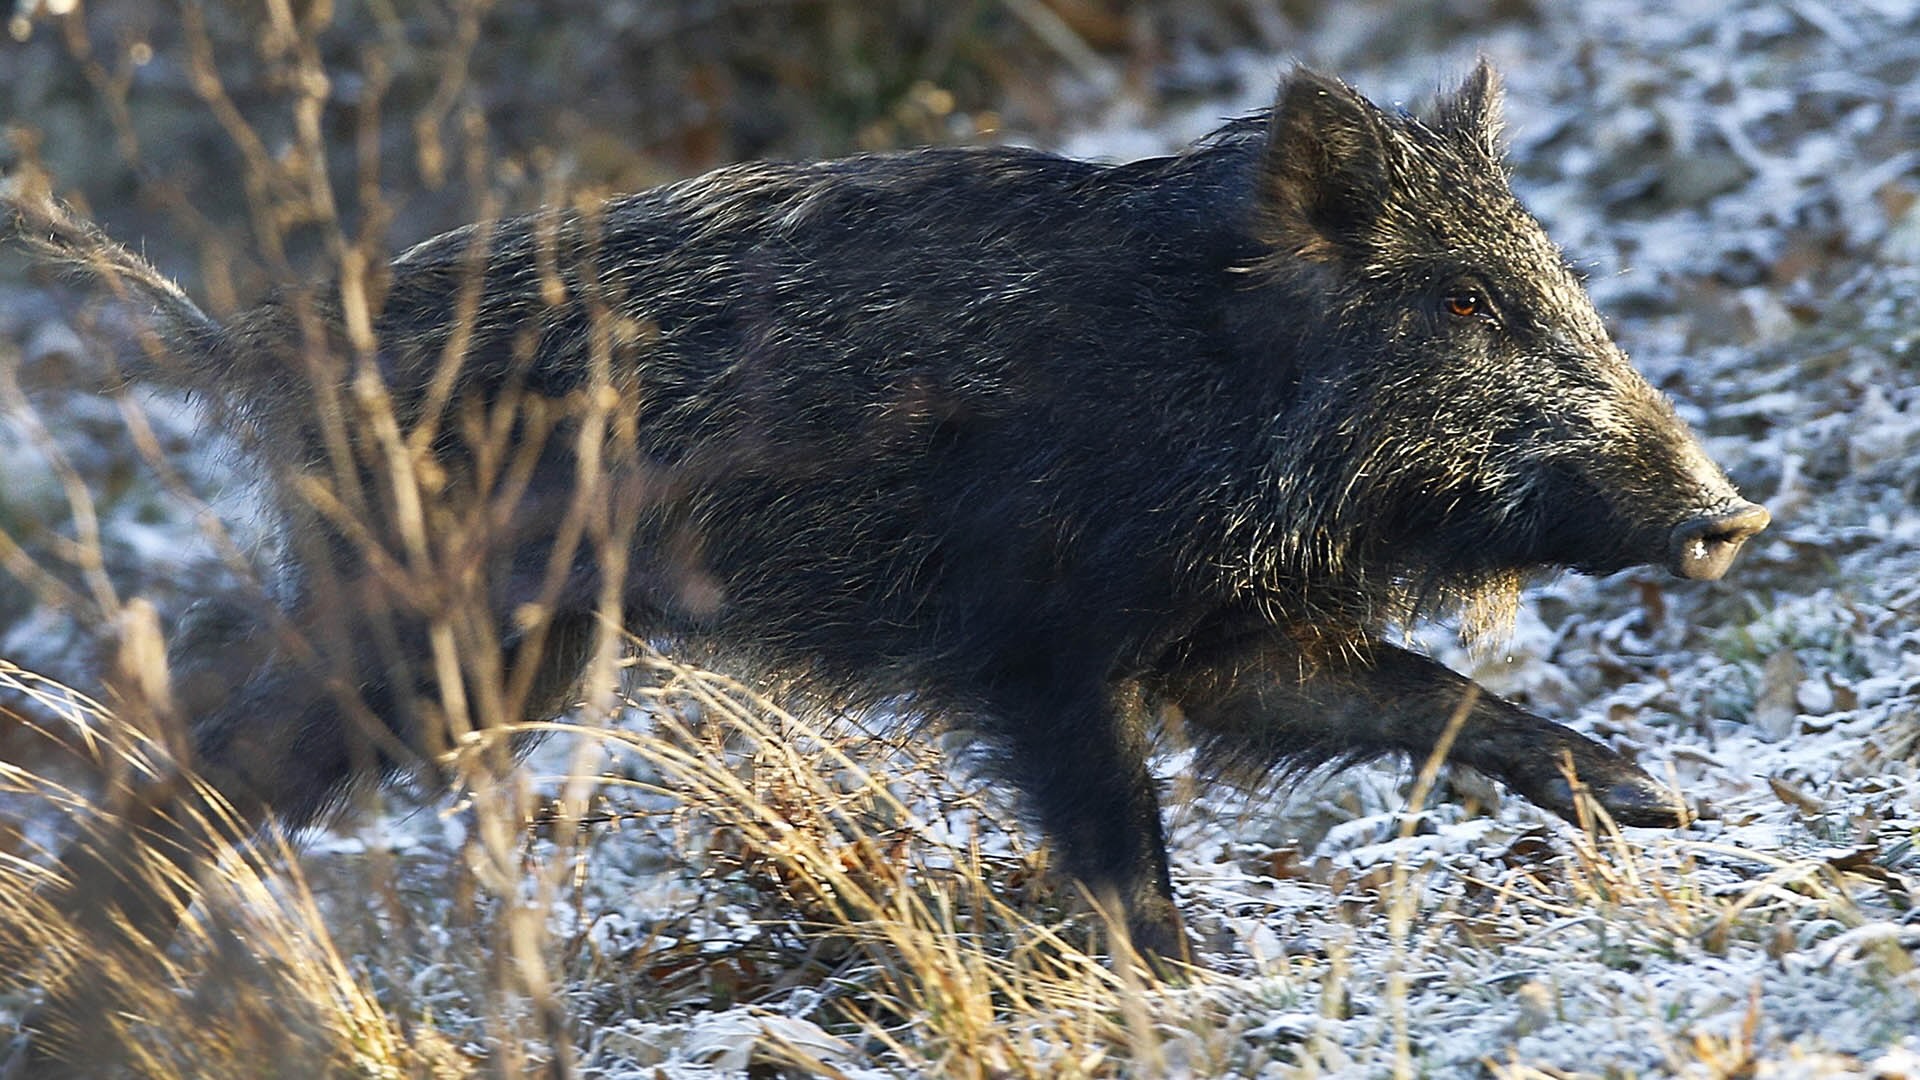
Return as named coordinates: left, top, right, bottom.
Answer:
left=4, top=181, right=226, bottom=381
left=4, top=63, right=1763, bottom=1067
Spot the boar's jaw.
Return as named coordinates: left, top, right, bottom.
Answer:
left=1506, top=459, right=1766, bottom=583
left=1667, top=501, right=1771, bottom=581
left=1546, top=499, right=1769, bottom=581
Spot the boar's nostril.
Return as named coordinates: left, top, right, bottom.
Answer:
left=1669, top=501, right=1771, bottom=582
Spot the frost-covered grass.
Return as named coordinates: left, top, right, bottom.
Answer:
left=6, top=0, right=1920, bottom=1076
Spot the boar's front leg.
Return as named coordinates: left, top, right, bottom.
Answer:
left=983, top=670, right=1189, bottom=966
left=1150, top=625, right=1686, bottom=827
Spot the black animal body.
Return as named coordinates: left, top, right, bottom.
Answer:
left=3, top=62, right=1766, bottom=1068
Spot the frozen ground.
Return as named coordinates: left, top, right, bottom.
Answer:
left=4, top=0, right=1920, bottom=1076
left=1109, top=1, right=1920, bottom=1074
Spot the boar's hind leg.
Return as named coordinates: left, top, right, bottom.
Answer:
left=990, top=680, right=1190, bottom=967
left=51, top=600, right=600, bottom=947
left=18, top=598, right=599, bottom=1072
left=13, top=602, right=374, bottom=1073
left=1152, top=629, right=1685, bottom=827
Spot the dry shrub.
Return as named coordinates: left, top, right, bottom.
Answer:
left=0, top=6, right=1264, bottom=1075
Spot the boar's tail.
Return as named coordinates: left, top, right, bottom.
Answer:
left=4, top=184, right=231, bottom=390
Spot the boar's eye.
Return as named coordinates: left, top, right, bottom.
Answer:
left=1436, top=280, right=1502, bottom=327
left=1443, top=291, right=1485, bottom=319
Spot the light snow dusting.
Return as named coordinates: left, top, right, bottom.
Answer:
left=3, top=0, right=1919, bottom=1075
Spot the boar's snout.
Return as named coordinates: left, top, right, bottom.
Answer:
left=1668, top=501, right=1770, bottom=581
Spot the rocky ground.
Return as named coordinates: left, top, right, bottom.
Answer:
left=4, top=0, right=1920, bottom=1076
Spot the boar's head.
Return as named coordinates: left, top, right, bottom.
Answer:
left=1246, top=61, right=1767, bottom=607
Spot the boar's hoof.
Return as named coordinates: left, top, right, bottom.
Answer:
left=1119, top=897, right=1195, bottom=977
left=1669, top=501, right=1770, bottom=581
left=1533, top=770, right=1688, bottom=829
left=1592, top=777, right=1690, bottom=828
left=2, top=1023, right=67, bottom=1080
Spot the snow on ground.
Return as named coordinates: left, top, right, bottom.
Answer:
left=1122, top=1, right=1920, bottom=1073
left=4, top=0, right=1920, bottom=1075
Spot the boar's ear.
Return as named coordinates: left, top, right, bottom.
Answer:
left=1257, top=68, right=1394, bottom=262
left=1437, top=59, right=1506, bottom=159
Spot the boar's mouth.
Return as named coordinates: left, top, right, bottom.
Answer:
left=1520, top=477, right=1770, bottom=583
left=1667, top=501, right=1771, bottom=581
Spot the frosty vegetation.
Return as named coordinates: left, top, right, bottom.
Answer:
left=2, top=0, right=1918, bottom=1076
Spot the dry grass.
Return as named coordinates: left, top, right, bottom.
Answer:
left=2, top=644, right=1264, bottom=1077
left=537, top=651, right=1198, bottom=1078
left=0, top=661, right=474, bottom=1077
left=0, top=3, right=1222, bottom=1074
left=4, top=3, right=1919, bottom=1078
